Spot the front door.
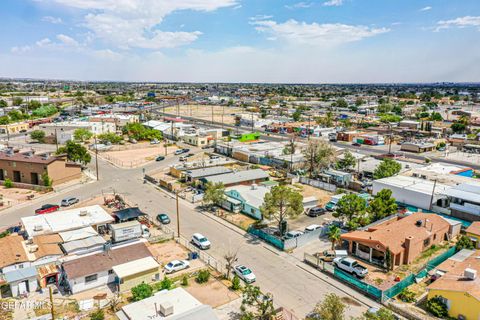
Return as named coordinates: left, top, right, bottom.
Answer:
left=13, top=171, right=21, bottom=183
left=18, top=281, right=28, bottom=295
left=31, top=172, right=39, bottom=185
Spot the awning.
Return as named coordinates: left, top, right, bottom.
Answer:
left=37, top=264, right=59, bottom=279
left=113, top=207, right=146, bottom=222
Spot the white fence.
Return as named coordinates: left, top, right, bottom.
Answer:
left=283, top=226, right=328, bottom=251
left=299, top=177, right=337, bottom=192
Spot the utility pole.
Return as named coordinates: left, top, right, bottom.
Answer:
left=55, top=128, right=58, bottom=152
left=211, top=105, right=214, bottom=125
left=428, top=179, right=437, bottom=211
left=388, top=124, right=393, bottom=154
left=251, top=112, right=254, bottom=133
left=49, top=286, right=55, bottom=320
left=94, top=135, right=99, bottom=181
left=176, top=191, right=180, bottom=237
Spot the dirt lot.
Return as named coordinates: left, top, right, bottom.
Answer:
left=100, top=142, right=179, bottom=168
left=164, top=104, right=244, bottom=125
left=218, top=210, right=256, bottom=231
left=147, top=240, right=204, bottom=270
left=185, top=276, right=239, bottom=308
left=0, top=186, right=43, bottom=211
left=292, top=183, right=334, bottom=207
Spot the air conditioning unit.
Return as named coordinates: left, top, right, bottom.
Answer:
left=79, top=210, right=88, bottom=216
left=29, top=245, right=39, bottom=253
left=464, top=268, right=477, bottom=280
left=159, top=302, right=174, bottom=317
left=33, top=225, right=43, bottom=231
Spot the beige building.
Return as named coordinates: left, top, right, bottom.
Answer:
left=0, top=122, right=29, bottom=135
left=182, top=134, right=210, bottom=147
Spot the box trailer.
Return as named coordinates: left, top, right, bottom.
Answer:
left=110, top=220, right=143, bottom=243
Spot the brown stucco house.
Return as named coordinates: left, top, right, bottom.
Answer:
left=0, top=149, right=81, bottom=187
left=341, top=213, right=452, bottom=268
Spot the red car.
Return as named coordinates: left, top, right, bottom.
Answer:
left=35, top=204, right=60, bottom=215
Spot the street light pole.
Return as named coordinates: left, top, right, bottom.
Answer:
left=94, top=135, right=99, bottom=181
left=55, top=128, right=58, bottom=152
left=176, top=190, right=180, bottom=238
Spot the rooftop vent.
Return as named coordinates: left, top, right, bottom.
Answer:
left=416, top=220, right=423, bottom=227
left=33, top=225, right=43, bottom=232
left=464, top=268, right=477, bottom=280
left=159, top=302, right=174, bottom=317
left=79, top=210, right=88, bottom=216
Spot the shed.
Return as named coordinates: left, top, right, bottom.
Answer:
left=113, top=207, right=146, bottom=223
left=112, top=256, right=160, bottom=292
left=3, top=266, right=38, bottom=297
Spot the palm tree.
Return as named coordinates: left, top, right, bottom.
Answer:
left=327, top=225, right=342, bottom=250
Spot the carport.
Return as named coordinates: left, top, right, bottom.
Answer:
left=113, top=207, right=146, bottom=223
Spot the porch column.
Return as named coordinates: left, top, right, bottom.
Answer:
left=369, top=247, right=373, bottom=262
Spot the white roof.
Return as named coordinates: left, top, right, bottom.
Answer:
left=118, top=287, right=218, bottom=320
left=22, top=205, right=114, bottom=237
left=112, top=256, right=159, bottom=279
left=448, top=183, right=480, bottom=203
left=61, top=235, right=106, bottom=254
left=226, top=185, right=269, bottom=209
left=59, top=226, right=98, bottom=242
left=374, top=175, right=451, bottom=196
left=421, top=162, right=471, bottom=175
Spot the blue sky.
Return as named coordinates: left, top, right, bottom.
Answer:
left=1, top=0, right=479, bottom=83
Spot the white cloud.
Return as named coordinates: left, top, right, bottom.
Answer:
left=323, top=0, right=343, bottom=7
left=41, top=16, right=63, bottom=24
left=56, top=34, right=80, bottom=47
left=420, top=6, right=432, bottom=12
left=252, top=19, right=389, bottom=46
left=249, top=15, right=273, bottom=21
left=36, top=38, right=52, bottom=47
left=285, top=2, right=313, bottom=10
left=436, top=16, right=480, bottom=31
left=38, top=0, right=238, bottom=49
left=90, top=49, right=123, bottom=60
left=11, top=46, right=32, bottom=54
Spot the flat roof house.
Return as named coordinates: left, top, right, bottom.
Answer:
left=341, top=213, right=452, bottom=268
left=400, top=142, right=436, bottom=153
left=447, top=183, right=480, bottom=222
left=0, top=149, right=82, bottom=187
left=427, top=249, right=480, bottom=320
left=466, top=222, right=480, bottom=249
left=200, top=169, right=269, bottom=188
left=62, top=242, right=156, bottom=294
left=184, top=167, right=233, bottom=183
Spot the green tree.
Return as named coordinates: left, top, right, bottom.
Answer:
left=41, top=172, right=52, bottom=187
left=261, top=185, right=304, bottom=234
left=456, top=235, right=475, bottom=251
left=0, top=116, right=9, bottom=125
left=292, top=109, right=302, bottom=122
left=367, top=189, right=397, bottom=222
left=373, top=159, right=401, bottom=179
left=355, top=97, right=364, bottom=106
left=196, top=269, right=210, bottom=283
left=202, top=182, right=225, bottom=209
left=302, top=139, right=336, bottom=178
left=425, top=295, right=448, bottom=318
left=240, top=285, right=275, bottom=320
left=429, top=112, right=443, bottom=121
left=385, top=247, right=393, bottom=271
left=98, top=132, right=123, bottom=144
left=337, top=150, right=356, bottom=170
left=379, top=114, right=402, bottom=123
left=362, top=307, right=396, bottom=320
left=327, top=225, right=342, bottom=250
left=31, top=105, right=58, bottom=118
left=398, top=288, right=416, bottom=303
left=333, top=194, right=367, bottom=230
left=12, top=97, right=23, bottom=106
left=105, top=95, right=115, bottom=103
left=8, top=110, right=27, bottom=121
left=451, top=122, right=466, bottom=134
left=73, top=128, right=93, bottom=142
left=0, top=100, right=7, bottom=108
left=56, top=140, right=91, bottom=165
left=123, top=122, right=162, bottom=141
left=28, top=100, right=42, bottom=110
left=231, top=275, right=241, bottom=290
left=89, top=308, right=105, bottom=320
left=306, top=293, right=346, bottom=320
left=336, top=98, right=348, bottom=109
left=4, top=178, right=13, bottom=188
left=131, top=282, right=153, bottom=301
left=30, top=130, right=46, bottom=143
left=377, top=104, right=393, bottom=113
left=158, top=276, right=173, bottom=290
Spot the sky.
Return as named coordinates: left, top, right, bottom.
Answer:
left=1, top=0, right=479, bottom=83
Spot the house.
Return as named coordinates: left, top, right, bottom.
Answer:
left=400, top=142, right=436, bottom=153
left=0, top=122, right=29, bottom=135
left=0, top=149, right=82, bottom=187
left=447, top=183, right=480, bottom=222
left=427, top=249, right=480, bottom=320
left=116, top=287, right=220, bottom=320
left=323, top=169, right=352, bottom=187
left=184, top=167, right=233, bottom=183
left=341, top=213, right=452, bottom=268
left=112, top=256, right=160, bottom=292
left=0, top=235, right=30, bottom=274
left=21, top=205, right=114, bottom=237
left=372, top=175, right=451, bottom=211
left=465, top=222, right=480, bottom=248
left=2, top=266, right=38, bottom=298
left=200, top=169, right=269, bottom=188
left=224, top=184, right=271, bottom=219
left=398, top=120, right=420, bottom=130
left=182, top=133, right=210, bottom=147
left=61, top=242, right=155, bottom=294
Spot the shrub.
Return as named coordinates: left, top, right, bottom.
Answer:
left=131, top=282, right=153, bottom=301
left=89, top=308, right=105, bottom=320
left=398, top=288, right=416, bottom=303
left=159, top=276, right=173, bottom=290
left=97, top=132, right=123, bottom=144
left=195, top=270, right=210, bottom=284
left=181, top=275, right=189, bottom=286
left=231, top=275, right=241, bottom=291
left=4, top=179, right=13, bottom=188
left=425, top=295, right=448, bottom=318
left=456, top=235, right=475, bottom=251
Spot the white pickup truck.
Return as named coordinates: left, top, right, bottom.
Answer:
left=333, top=257, right=368, bottom=278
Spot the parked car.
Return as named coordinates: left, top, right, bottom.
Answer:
left=179, top=156, right=187, bottom=162
left=35, top=204, right=60, bottom=215
left=129, top=138, right=138, bottom=144
left=164, top=260, right=190, bottom=274
left=150, top=139, right=160, bottom=145
left=314, top=250, right=348, bottom=262
left=233, top=265, right=256, bottom=283
left=333, top=257, right=368, bottom=278
left=191, top=233, right=211, bottom=249
left=174, top=149, right=185, bottom=155
left=284, top=230, right=304, bottom=239
left=304, top=224, right=322, bottom=232
left=156, top=213, right=171, bottom=224
left=156, top=156, right=165, bottom=161
left=352, top=142, right=361, bottom=147
left=60, top=197, right=79, bottom=207
left=306, top=207, right=326, bottom=217
left=182, top=148, right=190, bottom=153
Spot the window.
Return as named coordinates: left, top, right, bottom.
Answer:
left=423, top=238, right=430, bottom=247
left=108, top=270, right=114, bottom=275
left=85, top=274, right=98, bottom=283
left=433, top=234, right=436, bottom=240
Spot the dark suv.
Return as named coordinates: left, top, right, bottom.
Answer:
left=306, top=207, right=326, bottom=217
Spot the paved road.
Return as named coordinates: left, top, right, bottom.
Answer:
left=0, top=151, right=380, bottom=318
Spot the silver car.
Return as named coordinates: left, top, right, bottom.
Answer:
left=61, top=197, right=79, bottom=207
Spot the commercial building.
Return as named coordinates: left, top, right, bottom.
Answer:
left=447, top=183, right=480, bottom=221
left=400, top=142, right=436, bottom=153
left=427, top=249, right=480, bottom=320
left=341, top=213, right=454, bottom=268
left=116, top=287, right=219, bottom=320
left=0, top=149, right=82, bottom=187
left=62, top=242, right=155, bottom=294
left=0, top=122, right=29, bottom=135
